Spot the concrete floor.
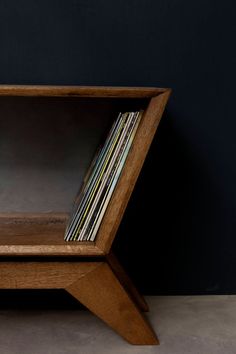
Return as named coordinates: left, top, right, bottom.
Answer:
left=0, top=296, right=235, bottom=354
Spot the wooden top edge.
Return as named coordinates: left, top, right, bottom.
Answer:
left=0, top=85, right=171, bottom=98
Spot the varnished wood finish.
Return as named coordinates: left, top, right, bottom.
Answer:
left=0, top=86, right=171, bottom=344
left=66, top=262, right=158, bottom=345
left=0, top=213, right=103, bottom=255
left=0, top=262, right=101, bottom=288
left=0, top=213, right=67, bottom=245
left=0, top=244, right=103, bottom=256
left=0, top=86, right=170, bottom=256
left=0, top=212, right=69, bottom=223
left=106, top=252, right=149, bottom=312
left=0, top=85, right=168, bottom=98
left=0, top=259, right=158, bottom=344
left=95, top=90, right=171, bottom=253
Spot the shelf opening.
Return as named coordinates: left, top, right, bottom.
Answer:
left=0, top=95, right=149, bottom=248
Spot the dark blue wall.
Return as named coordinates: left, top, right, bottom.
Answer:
left=0, top=0, right=235, bottom=298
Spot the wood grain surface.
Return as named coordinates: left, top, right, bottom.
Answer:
left=66, top=262, right=158, bottom=345
left=0, top=261, right=101, bottom=288
left=95, top=90, right=171, bottom=252
left=0, top=85, right=168, bottom=98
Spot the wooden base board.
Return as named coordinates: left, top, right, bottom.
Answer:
left=0, top=257, right=158, bottom=345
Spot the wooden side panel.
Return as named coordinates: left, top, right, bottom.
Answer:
left=95, top=90, right=171, bottom=252
left=0, top=262, right=101, bottom=288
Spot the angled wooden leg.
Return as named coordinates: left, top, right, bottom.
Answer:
left=66, top=262, right=158, bottom=345
left=106, top=251, right=149, bottom=312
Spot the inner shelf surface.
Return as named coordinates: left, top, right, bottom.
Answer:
left=0, top=213, right=67, bottom=245
left=0, top=97, right=115, bottom=213
left=0, top=96, right=147, bottom=213
left=0, top=213, right=103, bottom=255
left=0, top=95, right=148, bottom=250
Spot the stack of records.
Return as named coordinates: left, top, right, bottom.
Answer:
left=65, top=110, right=143, bottom=242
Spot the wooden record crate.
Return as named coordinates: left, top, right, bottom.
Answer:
left=0, top=85, right=171, bottom=345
